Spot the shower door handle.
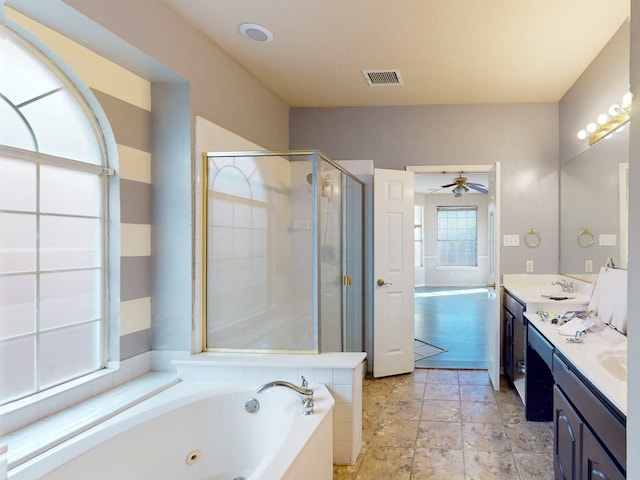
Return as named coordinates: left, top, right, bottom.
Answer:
left=377, top=278, right=392, bottom=287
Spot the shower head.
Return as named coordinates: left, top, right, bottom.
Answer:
left=306, top=173, right=333, bottom=199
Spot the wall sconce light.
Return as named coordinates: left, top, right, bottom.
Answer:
left=577, top=92, right=633, bottom=146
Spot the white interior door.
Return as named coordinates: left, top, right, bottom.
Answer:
left=373, top=168, right=415, bottom=377
left=487, top=162, right=501, bottom=390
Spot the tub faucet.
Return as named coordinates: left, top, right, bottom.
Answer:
left=552, top=278, right=575, bottom=294
left=257, top=377, right=314, bottom=415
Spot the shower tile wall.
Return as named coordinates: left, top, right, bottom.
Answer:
left=205, top=154, right=317, bottom=352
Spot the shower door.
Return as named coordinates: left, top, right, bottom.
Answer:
left=343, top=173, right=364, bottom=352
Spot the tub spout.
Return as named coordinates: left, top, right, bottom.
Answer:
left=256, top=378, right=314, bottom=415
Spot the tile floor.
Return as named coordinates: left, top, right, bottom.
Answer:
left=334, top=369, right=554, bottom=480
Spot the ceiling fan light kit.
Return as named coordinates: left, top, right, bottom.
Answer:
left=441, top=174, right=488, bottom=196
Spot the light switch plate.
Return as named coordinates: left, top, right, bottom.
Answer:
left=599, top=234, right=617, bottom=246
left=526, top=260, right=534, bottom=272
left=585, top=260, right=593, bottom=273
left=503, top=234, right=520, bottom=247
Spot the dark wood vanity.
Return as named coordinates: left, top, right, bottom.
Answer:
left=502, top=285, right=626, bottom=479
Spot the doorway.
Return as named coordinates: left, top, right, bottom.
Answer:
left=410, top=167, right=491, bottom=369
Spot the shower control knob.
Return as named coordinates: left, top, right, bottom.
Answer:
left=377, top=279, right=392, bottom=287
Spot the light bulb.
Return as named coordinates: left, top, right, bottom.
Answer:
left=608, top=104, right=622, bottom=117
left=577, top=130, right=588, bottom=140
left=622, top=92, right=633, bottom=109
left=586, top=122, right=597, bottom=133
left=596, top=113, right=609, bottom=125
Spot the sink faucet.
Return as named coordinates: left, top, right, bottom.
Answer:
left=552, top=278, right=575, bottom=294
left=257, top=376, right=314, bottom=415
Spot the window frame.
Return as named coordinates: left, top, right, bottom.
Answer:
left=436, top=205, right=478, bottom=268
left=0, top=23, right=112, bottom=407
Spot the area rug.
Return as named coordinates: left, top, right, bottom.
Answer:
left=414, top=338, right=447, bottom=361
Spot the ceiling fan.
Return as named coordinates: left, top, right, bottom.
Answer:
left=441, top=174, right=488, bottom=197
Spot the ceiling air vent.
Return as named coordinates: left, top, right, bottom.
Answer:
left=361, top=69, right=403, bottom=87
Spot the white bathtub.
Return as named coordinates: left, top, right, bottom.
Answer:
left=9, top=381, right=334, bottom=480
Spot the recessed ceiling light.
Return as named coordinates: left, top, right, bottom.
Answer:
left=238, top=23, right=273, bottom=43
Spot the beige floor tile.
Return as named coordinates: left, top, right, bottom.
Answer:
left=427, top=369, right=460, bottom=384
left=461, top=401, right=504, bottom=423
left=498, top=402, right=526, bottom=425
left=460, top=384, right=497, bottom=403
left=421, top=399, right=462, bottom=422
left=411, top=368, right=429, bottom=383
left=463, top=450, right=521, bottom=480
left=412, top=448, right=466, bottom=479
left=513, top=452, right=554, bottom=480
left=505, top=423, right=554, bottom=453
left=424, top=383, right=460, bottom=401
left=370, top=419, right=420, bottom=447
left=355, top=446, right=415, bottom=480
left=495, top=384, right=523, bottom=405
left=416, top=421, right=464, bottom=449
left=357, top=372, right=553, bottom=480
left=459, top=370, right=491, bottom=385
left=462, top=422, right=511, bottom=452
left=333, top=446, right=366, bottom=480
left=379, top=398, right=424, bottom=421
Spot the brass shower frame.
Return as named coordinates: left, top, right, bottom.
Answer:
left=201, top=150, right=364, bottom=354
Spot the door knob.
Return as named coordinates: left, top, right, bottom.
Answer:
left=377, top=278, right=392, bottom=286
left=487, top=282, right=496, bottom=289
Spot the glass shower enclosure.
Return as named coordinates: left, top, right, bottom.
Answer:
left=203, top=150, right=364, bottom=353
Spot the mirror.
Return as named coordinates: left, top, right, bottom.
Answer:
left=560, top=127, right=629, bottom=278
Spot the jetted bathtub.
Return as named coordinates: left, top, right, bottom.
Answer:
left=9, top=381, right=334, bottom=480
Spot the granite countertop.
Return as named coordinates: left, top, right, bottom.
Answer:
left=502, top=274, right=626, bottom=416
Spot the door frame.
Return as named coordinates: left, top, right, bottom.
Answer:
left=406, top=163, right=499, bottom=371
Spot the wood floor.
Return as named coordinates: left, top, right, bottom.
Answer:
left=414, top=286, right=488, bottom=369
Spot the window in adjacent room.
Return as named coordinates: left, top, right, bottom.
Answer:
left=436, top=205, right=478, bottom=267
left=0, top=24, right=109, bottom=406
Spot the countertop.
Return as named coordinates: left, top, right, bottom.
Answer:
left=502, top=275, right=626, bottom=416
left=524, top=311, right=627, bottom=416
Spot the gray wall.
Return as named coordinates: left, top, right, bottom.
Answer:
left=290, top=103, right=560, bottom=275
left=53, top=0, right=290, bottom=151
left=559, top=21, right=630, bottom=164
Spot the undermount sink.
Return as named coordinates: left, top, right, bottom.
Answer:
left=537, top=288, right=576, bottom=299
left=597, top=351, right=627, bottom=381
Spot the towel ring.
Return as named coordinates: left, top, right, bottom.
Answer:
left=577, top=228, right=595, bottom=248
left=524, top=228, right=541, bottom=248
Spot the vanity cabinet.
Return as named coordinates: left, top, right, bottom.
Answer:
left=553, top=385, right=581, bottom=480
left=503, top=292, right=525, bottom=392
left=553, top=353, right=625, bottom=479
left=525, top=322, right=554, bottom=421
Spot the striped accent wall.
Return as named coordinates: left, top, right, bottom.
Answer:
left=10, top=9, right=154, bottom=361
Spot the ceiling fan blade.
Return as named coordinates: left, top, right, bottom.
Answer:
left=440, top=182, right=457, bottom=188
left=467, top=183, right=488, bottom=194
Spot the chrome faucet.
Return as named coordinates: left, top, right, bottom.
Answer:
left=256, top=376, right=314, bottom=415
left=552, top=278, right=575, bottom=294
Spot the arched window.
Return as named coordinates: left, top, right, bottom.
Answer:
left=0, top=24, right=108, bottom=406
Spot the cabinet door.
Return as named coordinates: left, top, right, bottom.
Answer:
left=554, top=386, right=581, bottom=480
left=503, top=308, right=514, bottom=381
left=582, top=425, right=624, bottom=480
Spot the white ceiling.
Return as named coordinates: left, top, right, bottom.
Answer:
left=162, top=0, right=629, bottom=108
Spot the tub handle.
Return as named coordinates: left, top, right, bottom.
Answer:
left=302, top=396, right=314, bottom=416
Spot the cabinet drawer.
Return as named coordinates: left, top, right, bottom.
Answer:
left=553, top=353, right=626, bottom=472
left=504, top=292, right=524, bottom=319
left=528, top=323, right=553, bottom=369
